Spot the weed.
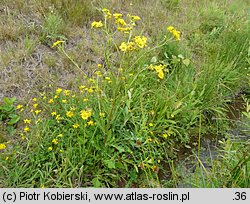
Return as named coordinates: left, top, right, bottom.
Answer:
left=41, top=12, right=66, bottom=45
left=0, top=97, right=20, bottom=136
left=0, top=0, right=249, bottom=188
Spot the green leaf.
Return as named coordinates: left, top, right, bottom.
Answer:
left=104, top=159, right=116, bottom=169
left=182, top=58, right=190, bottom=66
left=92, top=178, right=101, bottom=188
left=3, top=103, right=14, bottom=112
left=7, top=115, right=20, bottom=125
left=3, top=97, right=10, bottom=105
left=3, top=97, right=16, bottom=105
left=111, top=145, right=125, bottom=153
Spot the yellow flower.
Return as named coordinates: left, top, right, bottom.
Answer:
left=80, top=110, right=92, bottom=120
left=147, top=138, right=153, bottom=142
left=117, top=26, right=132, bottom=33
left=54, top=95, right=58, bottom=99
left=163, top=133, right=168, bottom=139
left=62, top=99, right=67, bottom=103
left=56, top=88, right=63, bottom=94
left=48, top=99, right=54, bottom=104
left=33, top=98, right=37, bottom=102
left=127, top=42, right=134, bottom=51
left=150, top=64, right=166, bottom=79
left=87, top=88, right=94, bottom=93
left=24, top=126, right=30, bottom=132
left=167, top=26, right=181, bottom=41
left=88, top=78, right=95, bottom=83
left=51, top=111, right=57, bottom=116
left=149, top=123, right=154, bottom=127
left=66, top=111, right=74, bottom=118
left=35, top=110, right=41, bottom=115
left=102, top=8, right=111, bottom=19
left=94, top=71, right=102, bottom=76
left=167, top=26, right=174, bottom=32
left=113, top=13, right=122, bottom=19
left=0, top=143, right=6, bottom=150
left=72, top=123, right=80, bottom=129
left=52, top=138, right=58, bottom=145
left=87, top=120, right=94, bottom=126
left=59, top=149, right=63, bottom=153
left=91, top=20, right=103, bottom=28
left=5, top=156, right=9, bottom=161
left=99, top=112, right=105, bottom=117
left=130, top=15, right=141, bottom=21
left=24, top=119, right=31, bottom=124
left=97, top=64, right=102, bottom=68
left=157, top=70, right=164, bottom=79
left=119, top=42, right=134, bottom=52
left=16, top=104, right=23, bottom=110
left=56, top=114, right=61, bottom=121
left=33, top=103, right=38, bottom=108
left=133, top=36, right=147, bottom=48
left=63, top=89, right=71, bottom=96
left=48, top=147, right=53, bottom=151
left=52, top=40, right=65, bottom=48
left=116, top=18, right=127, bottom=26
left=83, top=98, right=89, bottom=102
left=58, top=134, right=63, bottom=137
left=119, top=42, right=128, bottom=52
left=79, top=85, right=86, bottom=90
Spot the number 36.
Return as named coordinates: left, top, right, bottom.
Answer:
left=234, top=192, right=246, bottom=200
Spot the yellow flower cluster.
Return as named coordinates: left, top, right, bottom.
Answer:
left=52, top=138, right=58, bottom=145
left=102, top=8, right=111, bottom=19
left=0, top=143, right=6, bottom=150
left=72, top=123, right=80, bottom=129
left=133, top=36, right=147, bottom=48
left=119, top=36, right=147, bottom=53
left=80, top=110, right=92, bottom=120
left=66, top=111, right=74, bottom=118
left=91, top=21, right=103, bottom=28
left=119, top=42, right=135, bottom=52
left=167, top=26, right=181, bottom=41
left=113, top=13, right=122, bottom=19
left=150, top=64, right=167, bottom=79
left=91, top=8, right=141, bottom=34
left=116, top=14, right=140, bottom=34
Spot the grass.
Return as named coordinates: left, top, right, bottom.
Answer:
left=0, top=0, right=249, bottom=187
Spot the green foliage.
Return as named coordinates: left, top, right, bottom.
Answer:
left=0, top=97, right=20, bottom=135
left=41, top=12, right=66, bottom=44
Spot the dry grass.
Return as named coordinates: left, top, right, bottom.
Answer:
left=0, top=0, right=248, bottom=100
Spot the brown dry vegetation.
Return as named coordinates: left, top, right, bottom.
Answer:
left=1, top=0, right=247, bottom=100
